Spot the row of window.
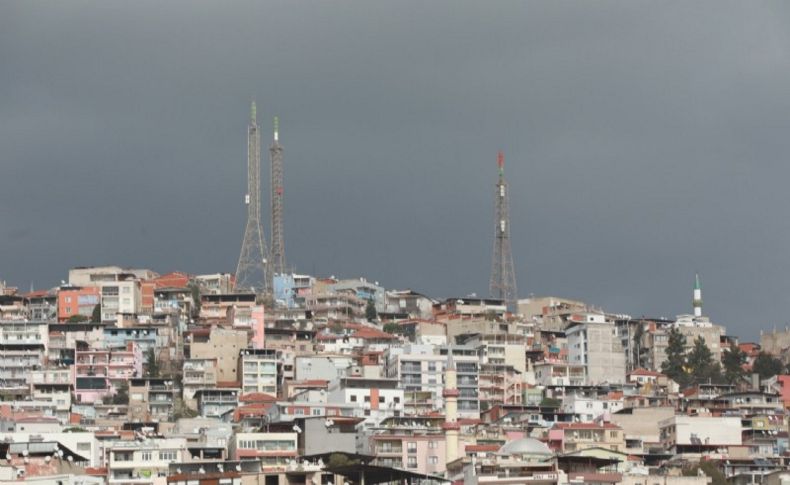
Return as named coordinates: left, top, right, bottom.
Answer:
left=114, top=450, right=178, bottom=461
left=238, top=440, right=295, bottom=451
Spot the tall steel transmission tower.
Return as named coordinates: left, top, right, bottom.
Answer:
left=489, top=151, right=518, bottom=310
left=269, top=116, right=285, bottom=277
left=235, top=101, right=270, bottom=295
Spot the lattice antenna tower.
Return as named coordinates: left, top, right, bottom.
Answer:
left=269, top=116, right=285, bottom=280
left=235, top=101, right=270, bottom=295
left=489, top=151, right=518, bottom=310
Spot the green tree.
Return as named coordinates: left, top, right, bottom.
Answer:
left=91, top=304, right=102, bottom=322
left=687, top=336, right=722, bottom=385
left=753, top=351, right=784, bottom=380
left=111, top=381, right=129, bottom=405
left=67, top=314, right=89, bottom=323
left=661, top=327, right=689, bottom=387
left=145, top=348, right=160, bottom=378
left=365, top=298, right=377, bottom=322
left=722, top=344, right=747, bottom=385
left=383, top=322, right=401, bottom=334
left=539, top=397, right=561, bottom=408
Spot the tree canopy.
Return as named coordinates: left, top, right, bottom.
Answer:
left=661, top=327, right=689, bottom=387
left=753, top=351, right=784, bottom=380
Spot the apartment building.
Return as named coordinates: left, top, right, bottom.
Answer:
left=68, top=266, right=157, bottom=286
left=189, top=327, right=248, bottom=384
left=566, top=314, right=626, bottom=385
left=0, top=321, right=48, bottom=394
left=239, top=348, right=279, bottom=395
left=74, top=344, right=142, bottom=404
left=534, top=361, right=586, bottom=387
left=386, top=345, right=480, bottom=418
left=26, top=291, right=57, bottom=321
left=108, top=438, right=187, bottom=484
left=57, top=286, right=101, bottom=322
left=366, top=416, right=447, bottom=474
left=327, top=377, right=404, bottom=419
left=195, top=388, right=239, bottom=418
left=231, top=432, right=298, bottom=469
left=182, top=358, right=218, bottom=407
left=128, top=378, right=177, bottom=422
left=29, top=368, right=72, bottom=421
left=548, top=422, right=626, bottom=453
left=199, top=293, right=256, bottom=324
left=100, top=279, right=142, bottom=323
left=659, top=416, right=742, bottom=454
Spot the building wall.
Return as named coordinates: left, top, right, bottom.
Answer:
left=57, top=287, right=100, bottom=322
left=567, top=322, right=626, bottom=385
left=609, top=407, right=676, bottom=444
left=191, top=328, right=249, bottom=384
left=659, top=416, right=742, bottom=449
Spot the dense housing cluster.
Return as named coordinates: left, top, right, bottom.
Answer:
left=0, top=267, right=788, bottom=485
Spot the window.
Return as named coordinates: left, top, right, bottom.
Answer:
left=407, top=456, right=417, bottom=469
left=294, top=408, right=305, bottom=415
left=159, top=451, right=177, bottom=461
left=380, top=396, right=386, bottom=403
left=393, top=397, right=400, bottom=404
left=364, top=396, right=371, bottom=403
left=141, top=451, right=152, bottom=461
left=407, top=442, right=417, bottom=453
left=350, top=395, right=357, bottom=402
left=312, top=408, right=322, bottom=416
left=115, top=452, right=133, bottom=462
left=610, top=431, right=618, bottom=438
left=429, top=456, right=439, bottom=464
left=428, top=441, right=436, bottom=449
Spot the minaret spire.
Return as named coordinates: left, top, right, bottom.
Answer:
left=693, top=273, right=703, bottom=317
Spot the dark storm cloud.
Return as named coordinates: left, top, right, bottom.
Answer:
left=2, top=1, right=790, bottom=338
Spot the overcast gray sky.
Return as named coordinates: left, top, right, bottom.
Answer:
left=2, top=1, right=790, bottom=339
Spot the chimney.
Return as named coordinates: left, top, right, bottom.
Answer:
left=752, top=373, right=760, bottom=391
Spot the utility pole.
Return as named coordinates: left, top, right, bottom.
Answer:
left=489, top=151, right=518, bottom=312
left=235, top=101, right=270, bottom=296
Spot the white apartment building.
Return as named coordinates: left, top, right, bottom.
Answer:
left=100, top=280, right=142, bottom=322
left=29, top=369, right=72, bottom=422
left=327, top=377, right=404, bottom=419
left=0, top=321, right=48, bottom=392
left=534, top=361, right=586, bottom=387
left=659, top=416, right=742, bottom=454
left=386, top=345, right=480, bottom=418
left=231, top=432, right=297, bottom=468
left=108, top=438, right=187, bottom=484
left=240, top=349, right=278, bottom=395
left=562, top=391, right=624, bottom=422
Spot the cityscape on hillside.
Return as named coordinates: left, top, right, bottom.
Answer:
left=3, top=101, right=790, bottom=485
left=5, top=3, right=790, bottom=485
